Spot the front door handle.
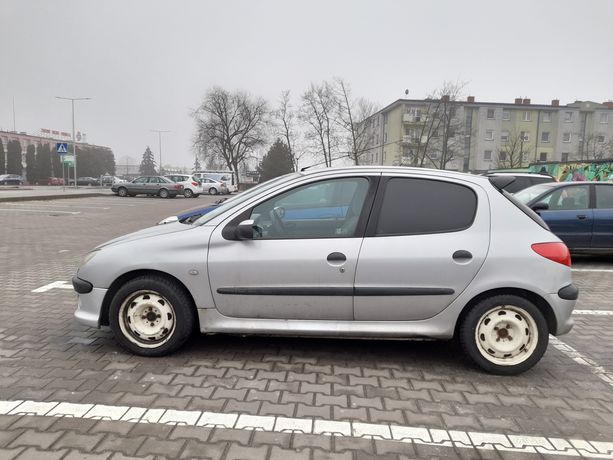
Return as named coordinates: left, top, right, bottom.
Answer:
left=577, top=214, right=587, bottom=220
left=327, top=252, right=346, bottom=263
left=453, top=250, right=473, bottom=261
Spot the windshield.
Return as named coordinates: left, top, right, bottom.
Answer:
left=514, top=184, right=555, bottom=204
left=193, top=173, right=301, bottom=225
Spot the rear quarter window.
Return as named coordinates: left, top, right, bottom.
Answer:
left=374, top=178, right=478, bottom=236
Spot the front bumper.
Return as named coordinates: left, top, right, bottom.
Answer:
left=74, top=287, right=108, bottom=328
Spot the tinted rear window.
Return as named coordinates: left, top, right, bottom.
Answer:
left=375, top=178, right=477, bottom=236
left=596, top=185, right=613, bottom=209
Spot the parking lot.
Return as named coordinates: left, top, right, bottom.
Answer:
left=1, top=195, right=613, bottom=459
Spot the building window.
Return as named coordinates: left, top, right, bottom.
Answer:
left=563, top=132, right=571, bottom=143
left=499, top=151, right=507, bottom=161
left=565, top=111, right=573, bottom=122
left=502, top=110, right=510, bottom=120
left=601, top=113, right=609, bottom=124
left=487, top=108, right=495, bottom=119
left=383, top=113, right=388, bottom=125
left=543, top=111, right=552, bottom=123
left=596, top=135, right=605, bottom=143
left=483, top=150, right=492, bottom=161
left=485, top=130, right=494, bottom=141
left=523, top=111, right=531, bottom=122
left=539, top=152, right=547, bottom=162
left=541, top=132, right=550, bottom=143
left=561, top=152, right=569, bottom=162
left=521, top=131, right=529, bottom=142
left=501, top=131, right=509, bottom=142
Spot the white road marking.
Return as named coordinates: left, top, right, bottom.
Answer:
left=31, top=281, right=73, bottom=293
left=572, top=268, right=613, bottom=273
left=573, top=310, right=613, bottom=316
left=550, top=336, right=613, bottom=387
left=0, top=208, right=80, bottom=214
left=7, top=203, right=110, bottom=210
left=0, top=399, right=611, bottom=457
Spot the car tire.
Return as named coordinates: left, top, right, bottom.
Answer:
left=117, top=187, right=128, bottom=197
left=108, top=275, right=195, bottom=356
left=159, top=188, right=170, bottom=199
left=208, top=187, right=218, bottom=195
left=184, top=189, right=193, bottom=198
left=193, top=194, right=200, bottom=198
left=458, top=295, right=548, bottom=375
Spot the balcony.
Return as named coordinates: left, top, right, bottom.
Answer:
left=403, top=114, right=423, bottom=123
left=402, top=135, right=420, bottom=144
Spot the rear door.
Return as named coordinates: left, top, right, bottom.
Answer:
left=354, top=175, right=489, bottom=321
left=536, top=184, right=593, bottom=249
left=591, top=184, right=613, bottom=249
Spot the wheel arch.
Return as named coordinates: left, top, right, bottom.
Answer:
left=454, top=287, right=557, bottom=337
left=100, top=269, right=199, bottom=329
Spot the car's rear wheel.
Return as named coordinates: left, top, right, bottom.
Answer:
left=109, top=276, right=195, bottom=356
left=159, top=188, right=170, bottom=198
left=193, top=194, right=200, bottom=198
left=208, top=187, right=218, bottom=195
left=117, top=187, right=128, bottom=197
left=184, top=189, right=193, bottom=198
left=459, top=295, right=548, bottom=375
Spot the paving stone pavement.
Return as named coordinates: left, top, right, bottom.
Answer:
left=1, top=196, right=613, bottom=459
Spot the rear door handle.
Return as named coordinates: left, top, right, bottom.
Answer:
left=577, top=215, right=587, bottom=220
left=327, top=252, right=346, bottom=263
left=452, top=250, right=473, bottom=261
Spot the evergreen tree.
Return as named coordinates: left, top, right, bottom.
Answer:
left=25, top=144, right=37, bottom=184
left=139, top=146, right=157, bottom=175
left=6, top=140, right=22, bottom=175
left=193, top=156, right=201, bottom=172
left=257, top=139, right=294, bottom=182
left=36, top=143, right=52, bottom=182
left=0, top=140, right=5, bottom=175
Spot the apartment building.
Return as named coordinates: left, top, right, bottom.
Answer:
left=362, top=97, right=613, bottom=171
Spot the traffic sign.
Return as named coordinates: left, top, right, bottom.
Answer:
left=61, top=154, right=75, bottom=166
left=56, top=143, right=69, bottom=154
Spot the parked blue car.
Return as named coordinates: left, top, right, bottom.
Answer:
left=515, top=181, right=613, bottom=252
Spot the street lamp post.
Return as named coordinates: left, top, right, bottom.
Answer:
left=56, top=96, right=91, bottom=188
left=150, top=129, right=170, bottom=174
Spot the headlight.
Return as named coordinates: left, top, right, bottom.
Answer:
left=82, top=249, right=100, bottom=265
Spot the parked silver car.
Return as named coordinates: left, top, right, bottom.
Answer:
left=73, top=167, right=577, bottom=374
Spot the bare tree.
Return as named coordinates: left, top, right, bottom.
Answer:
left=496, top=129, right=533, bottom=168
left=300, top=81, right=339, bottom=167
left=274, top=90, right=302, bottom=171
left=193, top=87, right=267, bottom=187
left=583, top=133, right=613, bottom=160
left=332, top=78, right=378, bottom=165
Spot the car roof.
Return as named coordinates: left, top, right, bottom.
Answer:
left=487, top=172, right=554, bottom=178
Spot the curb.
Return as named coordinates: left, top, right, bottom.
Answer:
left=0, top=192, right=112, bottom=203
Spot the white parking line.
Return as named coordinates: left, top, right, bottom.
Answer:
left=32, top=281, right=73, bottom=293
left=550, top=336, right=613, bottom=387
left=0, top=398, right=611, bottom=457
left=7, top=203, right=110, bottom=210
left=572, top=268, right=613, bottom=273
left=0, top=208, right=80, bottom=214
left=573, top=310, right=613, bottom=316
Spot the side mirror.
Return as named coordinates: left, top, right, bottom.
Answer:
left=531, top=202, right=549, bottom=212
left=236, top=219, right=256, bottom=240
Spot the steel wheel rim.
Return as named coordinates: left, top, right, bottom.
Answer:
left=118, top=188, right=127, bottom=197
left=209, top=188, right=217, bottom=195
left=160, top=189, right=169, bottom=198
left=184, top=189, right=193, bottom=198
left=118, top=290, right=176, bottom=348
left=475, top=305, right=538, bottom=366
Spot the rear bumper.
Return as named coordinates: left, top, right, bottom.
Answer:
left=547, top=291, right=576, bottom=336
left=74, top=287, right=107, bottom=328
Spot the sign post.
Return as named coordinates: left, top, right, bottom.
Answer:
left=56, top=143, right=69, bottom=191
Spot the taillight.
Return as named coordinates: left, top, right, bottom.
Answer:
left=191, top=181, right=198, bottom=186
left=531, top=242, right=571, bottom=267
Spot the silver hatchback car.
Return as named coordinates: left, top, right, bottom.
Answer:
left=73, top=167, right=577, bottom=375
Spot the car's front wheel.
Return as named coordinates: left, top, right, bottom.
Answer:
left=108, top=276, right=195, bottom=356
left=458, top=295, right=548, bottom=375
left=159, top=188, right=170, bottom=198
left=184, top=189, right=193, bottom=198
left=117, top=187, right=128, bottom=197
left=208, top=187, right=218, bottom=195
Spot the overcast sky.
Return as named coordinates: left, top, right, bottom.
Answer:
left=2, top=0, right=612, bottom=168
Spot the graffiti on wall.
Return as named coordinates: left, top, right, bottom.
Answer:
left=529, top=162, right=613, bottom=182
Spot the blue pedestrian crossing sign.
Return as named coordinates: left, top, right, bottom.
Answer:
left=56, top=143, right=69, bottom=154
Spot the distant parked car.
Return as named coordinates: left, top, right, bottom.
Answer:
left=100, top=175, right=125, bottom=186
left=200, top=177, right=229, bottom=195
left=164, top=174, right=203, bottom=198
left=45, top=177, right=65, bottom=186
left=71, top=177, right=101, bottom=186
left=111, top=176, right=184, bottom=198
left=0, top=174, right=23, bottom=185
left=515, top=181, right=613, bottom=253
left=193, top=172, right=236, bottom=193
left=486, top=172, right=555, bottom=193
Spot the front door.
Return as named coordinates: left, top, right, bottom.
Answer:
left=354, top=176, right=490, bottom=321
left=207, top=176, right=375, bottom=320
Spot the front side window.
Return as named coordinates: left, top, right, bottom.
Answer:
left=596, top=185, right=613, bottom=209
left=540, top=185, right=589, bottom=210
left=375, top=178, right=477, bottom=236
left=133, top=177, right=148, bottom=183
left=250, top=177, right=370, bottom=239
